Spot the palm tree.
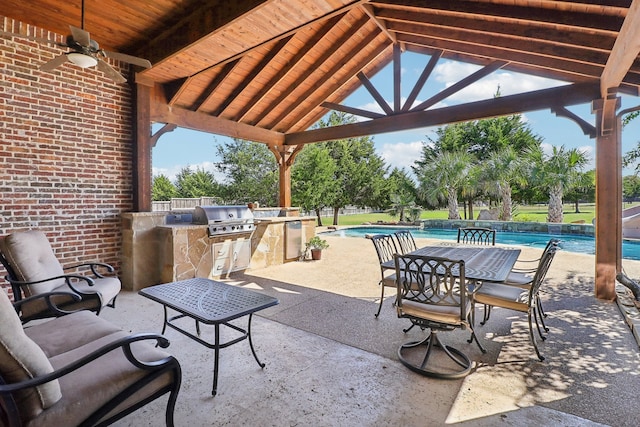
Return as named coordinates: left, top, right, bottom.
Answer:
left=415, top=149, right=475, bottom=219
left=534, top=146, right=590, bottom=223
left=481, top=146, right=531, bottom=221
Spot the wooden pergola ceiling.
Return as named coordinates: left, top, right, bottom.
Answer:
left=3, top=0, right=640, bottom=143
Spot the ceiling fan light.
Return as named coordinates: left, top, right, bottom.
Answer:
left=68, top=52, right=98, bottom=68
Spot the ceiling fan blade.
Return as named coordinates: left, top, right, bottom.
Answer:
left=97, top=59, right=127, bottom=83
left=69, top=25, right=91, bottom=47
left=40, top=54, right=69, bottom=71
left=102, top=50, right=151, bottom=68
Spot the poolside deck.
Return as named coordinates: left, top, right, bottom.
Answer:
left=103, top=232, right=640, bottom=426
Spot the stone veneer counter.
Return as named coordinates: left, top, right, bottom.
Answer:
left=121, top=212, right=316, bottom=291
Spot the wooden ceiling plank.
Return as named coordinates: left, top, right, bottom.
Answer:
left=321, top=101, right=386, bottom=119
left=358, top=71, right=394, bottom=115
left=139, top=0, right=271, bottom=65
left=191, top=60, right=241, bottom=111
left=390, top=20, right=611, bottom=68
left=402, top=50, right=442, bottom=111
left=410, top=60, right=508, bottom=112
left=265, top=30, right=387, bottom=131
left=212, top=36, right=292, bottom=117
left=399, top=33, right=603, bottom=80
left=145, top=0, right=369, bottom=82
left=252, top=13, right=373, bottom=127
left=361, top=3, right=397, bottom=43
left=377, top=6, right=617, bottom=49
left=232, top=13, right=344, bottom=122
left=601, top=0, right=640, bottom=97
left=285, top=82, right=601, bottom=146
left=371, top=0, right=624, bottom=32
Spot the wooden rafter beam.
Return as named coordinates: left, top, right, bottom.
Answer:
left=231, top=14, right=343, bottom=122
left=285, top=82, right=600, bottom=146
left=551, top=106, right=597, bottom=138
left=150, top=102, right=284, bottom=145
left=251, top=13, right=372, bottom=127
left=212, top=36, right=292, bottom=117
left=292, top=47, right=394, bottom=133
left=320, top=101, right=385, bottom=119
left=190, top=60, right=240, bottom=111
left=402, top=50, right=441, bottom=111
left=361, top=3, right=397, bottom=43
left=601, top=0, right=640, bottom=97
left=393, top=44, right=401, bottom=112
left=358, top=71, right=394, bottom=115
left=410, top=60, right=508, bottom=112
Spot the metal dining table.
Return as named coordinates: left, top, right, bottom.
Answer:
left=382, top=245, right=521, bottom=282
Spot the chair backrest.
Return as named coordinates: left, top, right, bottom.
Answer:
left=394, top=253, right=467, bottom=322
left=0, top=231, right=65, bottom=298
left=394, top=230, right=417, bottom=255
left=368, top=234, right=398, bottom=266
left=529, top=245, right=558, bottom=300
left=0, top=289, right=62, bottom=421
left=457, top=227, right=496, bottom=245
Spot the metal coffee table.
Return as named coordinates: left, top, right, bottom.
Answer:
left=139, top=277, right=279, bottom=395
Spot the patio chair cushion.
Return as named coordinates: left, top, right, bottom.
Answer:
left=0, top=290, right=62, bottom=420
left=0, top=230, right=65, bottom=295
left=400, top=298, right=470, bottom=326
left=31, top=331, right=176, bottom=427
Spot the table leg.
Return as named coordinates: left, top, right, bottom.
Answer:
left=161, top=305, right=168, bottom=335
left=212, top=323, right=220, bottom=396
left=247, top=313, right=266, bottom=368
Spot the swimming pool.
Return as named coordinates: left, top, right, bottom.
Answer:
left=321, top=226, right=640, bottom=261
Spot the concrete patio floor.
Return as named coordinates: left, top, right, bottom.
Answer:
left=103, top=232, right=640, bottom=426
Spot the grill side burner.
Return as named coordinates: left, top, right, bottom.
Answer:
left=192, top=206, right=255, bottom=237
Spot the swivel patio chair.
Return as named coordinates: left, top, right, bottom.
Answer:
left=394, top=230, right=417, bottom=254
left=394, top=253, right=485, bottom=379
left=0, top=287, right=181, bottom=427
left=0, top=230, right=121, bottom=323
left=457, top=227, right=496, bottom=246
left=471, top=244, right=558, bottom=361
left=368, top=234, right=400, bottom=318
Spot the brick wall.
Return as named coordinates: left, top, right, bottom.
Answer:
left=0, top=17, right=135, bottom=297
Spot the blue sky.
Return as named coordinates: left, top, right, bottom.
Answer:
left=152, top=51, right=640, bottom=181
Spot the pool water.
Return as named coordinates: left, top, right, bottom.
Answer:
left=321, top=226, right=640, bottom=261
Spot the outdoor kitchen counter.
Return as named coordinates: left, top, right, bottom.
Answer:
left=120, top=212, right=317, bottom=292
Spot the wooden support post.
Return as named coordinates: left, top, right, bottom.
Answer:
left=267, top=143, right=304, bottom=208
left=134, top=83, right=153, bottom=212
left=593, top=96, right=622, bottom=300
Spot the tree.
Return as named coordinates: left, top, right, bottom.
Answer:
left=291, top=144, right=338, bottom=226
left=565, top=169, right=595, bottom=213
left=414, top=148, right=475, bottom=219
left=533, top=146, right=590, bottom=223
left=623, top=175, right=640, bottom=202
left=175, top=167, right=220, bottom=198
left=152, top=174, right=178, bottom=201
left=319, top=112, right=388, bottom=225
left=480, top=146, right=531, bottom=221
left=216, top=139, right=278, bottom=206
left=385, top=168, right=419, bottom=221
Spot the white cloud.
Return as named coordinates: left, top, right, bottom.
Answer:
left=379, top=140, right=425, bottom=172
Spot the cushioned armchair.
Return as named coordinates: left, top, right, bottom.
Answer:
left=0, top=230, right=121, bottom=323
left=0, top=289, right=181, bottom=426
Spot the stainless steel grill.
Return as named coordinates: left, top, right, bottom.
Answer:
left=192, top=205, right=255, bottom=237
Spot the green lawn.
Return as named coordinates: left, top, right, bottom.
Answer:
left=320, top=203, right=609, bottom=226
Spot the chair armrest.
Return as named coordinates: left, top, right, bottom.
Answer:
left=63, top=262, right=115, bottom=278
left=0, top=333, right=175, bottom=394
left=12, top=291, right=82, bottom=317
left=6, top=274, right=96, bottom=294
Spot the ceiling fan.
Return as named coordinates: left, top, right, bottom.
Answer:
left=40, top=0, right=151, bottom=83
